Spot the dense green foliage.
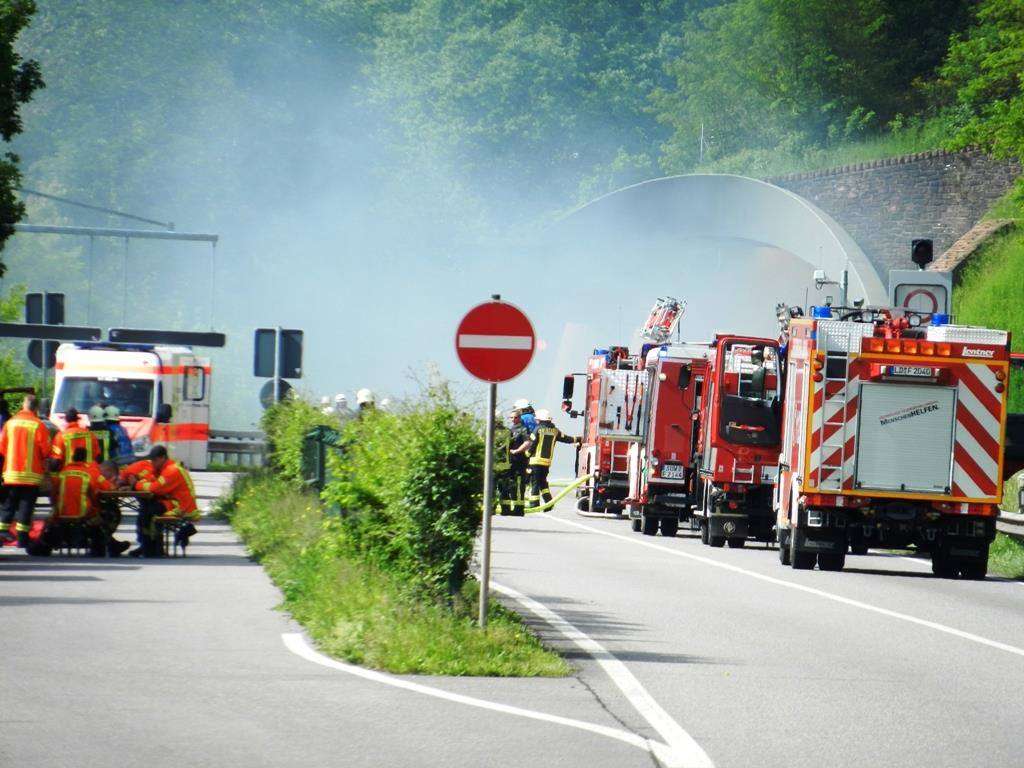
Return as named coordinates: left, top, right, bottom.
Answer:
left=219, top=471, right=568, bottom=675
left=0, top=0, right=41, bottom=268
left=260, top=396, right=337, bottom=486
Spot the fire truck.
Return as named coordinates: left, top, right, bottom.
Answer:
left=49, top=343, right=212, bottom=469
left=625, top=342, right=711, bottom=536
left=690, top=335, right=782, bottom=546
left=775, top=307, right=1011, bottom=577
left=562, top=345, right=646, bottom=514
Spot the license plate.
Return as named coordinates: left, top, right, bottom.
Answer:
left=887, top=365, right=935, bottom=378
left=659, top=463, right=685, bottom=480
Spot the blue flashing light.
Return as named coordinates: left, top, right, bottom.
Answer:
left=931, top=313, right=950, bottom=326
left=811, top=305, right=833, bottom=319
left=592, top=348, right=609, bottom=356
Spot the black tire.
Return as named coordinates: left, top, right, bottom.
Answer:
left=708, top=534, right=726, bottom=548
left=960, top=559, right=988, bottom=580
left=790, top=533, right=816, bottom=570
left=817, top=551, right=846, bottom=572
left=849, top=543, right=869, bottom=556
left=631, top=516, right=642, bottom=532
left=700, top=519, right=709, bottom=545
left=778, top=532, right=791, bottom=566
left=727, top=537, right=745, bottom=549
left=931, top=553, right=955, bottom=578
left=659, top=516, right=679, bottom=538
left=641, top=515, right=658, bottom=536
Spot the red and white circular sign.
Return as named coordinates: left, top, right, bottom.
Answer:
left=455, top=300, right=535, bottom=383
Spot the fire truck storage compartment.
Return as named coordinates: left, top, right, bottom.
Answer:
left=854, top=383, right=957, bottom=493
left=599, top=369, right=647, bottom=439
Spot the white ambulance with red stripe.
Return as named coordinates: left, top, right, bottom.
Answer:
left=775, top=307, right=1010, bottom=578
left=50, top=343, right=212, bottom=470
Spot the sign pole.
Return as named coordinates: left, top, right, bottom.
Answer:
left=274, top=326, right=282, bottom=404
left=479, top=381, right=496, bottom=629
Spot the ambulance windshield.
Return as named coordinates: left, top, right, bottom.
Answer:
left=54, top=377, right=155, bottom=418
left=718, top=342, right=781, bottom=447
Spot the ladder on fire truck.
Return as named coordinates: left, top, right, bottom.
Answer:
left=815, top=322, right=857, bottom=491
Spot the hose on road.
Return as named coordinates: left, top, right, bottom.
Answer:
left=517, top=474, right=593, bottom=515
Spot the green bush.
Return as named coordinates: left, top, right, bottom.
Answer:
left=260, top=396, right=338, bottom=486
left=218, top=471, right=567, bottom=676
left=323, top=384, right=484, bottom=600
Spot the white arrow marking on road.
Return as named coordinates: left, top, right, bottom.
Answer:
left=491, top=581, right=714, bottom=768
left=457, top=334, right=533, bottom=350
left=541, top=514, right=1024, bottom=660
left=281, top=632, right=669, bottom=761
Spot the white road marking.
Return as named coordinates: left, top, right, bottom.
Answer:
left=539, top=514, right=1024, bottom=660
left=492, top=581, right=714, bottom=768
left=457, top=334, right=533, bottom=350
left=281, top=632, right=668, bottom=761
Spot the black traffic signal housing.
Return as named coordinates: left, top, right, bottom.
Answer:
left=911, top=239, right=933, bottom=269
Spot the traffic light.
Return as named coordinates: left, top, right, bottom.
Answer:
left=911, top=239, right=933, bottom=269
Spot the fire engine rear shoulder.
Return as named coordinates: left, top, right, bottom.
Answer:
left=775, top=310, right=1010, bottom=578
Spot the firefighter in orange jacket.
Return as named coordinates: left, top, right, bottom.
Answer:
left=130, top=445, right=198, bottom=557
left=50, top=407, right=101, bottom=468
left=42, top=447, right=113, bottom=556
left=0, top=395, right=52, bottom=548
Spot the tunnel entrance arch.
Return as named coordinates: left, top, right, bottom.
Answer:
left=549, top=174, right=888, bottom=305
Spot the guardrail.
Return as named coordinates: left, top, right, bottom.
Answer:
left=208, top=430, right=266, bottom=468
left=997, top=510, right=1024, bottom=540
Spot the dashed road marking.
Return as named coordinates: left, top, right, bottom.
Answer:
left=281, top=632, right=671, bottom=763
left=492, top=581, right=714, bottom=768
left=539, top=514, right=1024, bottom=660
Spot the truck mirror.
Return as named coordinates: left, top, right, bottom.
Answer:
left=562, top=375, right=574, bottom=402
left=156, top=403, right=172, bottom=423
left=677, top=366, right=691, bottom=390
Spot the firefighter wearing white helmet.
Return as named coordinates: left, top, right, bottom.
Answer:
left=524, top=408, right=580, bottom=510
left=87, top=404, right=113, bottom=462
left=356, top=388, right=376, bottom=416
left=320, top=395, right=333, bottom=416
left=334, top=393, right=354, bottom=424
left=513, top=398, right=537, bottom=434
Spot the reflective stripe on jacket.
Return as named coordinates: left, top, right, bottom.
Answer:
left=136, top=459, right=198, bottom=519
left=55, top=461, right=112, bottom=519
left=52, top=427, right=101, bottom=466
left=0, top=411, right=52, bottom=486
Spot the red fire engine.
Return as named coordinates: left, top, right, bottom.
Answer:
left=562, top=346, right=646, bottom=514
left=625, top=342, right=711, bottom=536
left=690, top=335, right=782, bottom=546
left=776, top=306, right=1011, bottom=577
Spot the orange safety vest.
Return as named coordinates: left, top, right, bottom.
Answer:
left=0, top=411, right=52, bottom=486
left=51, top=426, right=101, bottom=466
left=137, top=459, right=198, bottom=520
left=120, top=459, right=154, bottom=483
left=55, top=461, right=112, bottom=520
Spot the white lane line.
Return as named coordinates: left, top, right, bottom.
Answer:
left=539, top=514, right=1024, bottom=660
left=492, top=581, right=714, bottom=768
left=281, top=633, right=666, bottom=761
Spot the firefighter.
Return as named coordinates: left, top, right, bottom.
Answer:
left=0, top=394, right=52, bottom=548
left=356, top=388, right=376, bottom=416
left=515, top=398, right=538, bottom=434
left=39, top=447, right=123, bottom=557
left=320, top=396, right=334, bottom=416
left=129, top=445, right=198, bottom=558
left=492, top=408, right=514, bottom=515
left=51, top=406, right=101, bottom=468
left=104, top=405, right=132, bottom=459
left=505, top=407, right=532, bottom=516
left=97, top=460, right=131, bottom=556
left=87, top=405, right=112, bottom=462
left=524, top=408, right=580, bottom=511
left=334, top=393, right=354, bottom=425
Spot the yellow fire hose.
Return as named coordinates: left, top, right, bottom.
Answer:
left=492, top=474, right=593, bottom=515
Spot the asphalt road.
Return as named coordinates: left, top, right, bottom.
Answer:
left=2, top=475, right=1023, bottom=768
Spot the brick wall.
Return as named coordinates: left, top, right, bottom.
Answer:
left=769, top=149, right=1021, bottom=277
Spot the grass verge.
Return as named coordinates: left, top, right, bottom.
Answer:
left=217, top=471, right=570, bottom=677
left=989, top=533, right=1024, bottom=580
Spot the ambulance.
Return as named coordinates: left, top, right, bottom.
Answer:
left=49, top=343, right=212, bottom=469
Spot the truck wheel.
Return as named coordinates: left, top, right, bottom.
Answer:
left=790, top=533, right=816, bottom=570
left=778, top=533, right=791, bottom=566
left=931, top=551, right=955, bottom=578
left=631, top=517, right=641, bottom=532
left=961, top=559, right=988, bottom=580
left=708, top=534, right=726, bottom=548
left=727, top=537, right=745, bottom=549
left=817, top=551, right=846, bottom=572
left=700, top=520, right=709, bottom=545
left=849, top=542, right=869, bottom=556
left=641, top=515, right=658, bottom=536
left=659, top=517, right=679, bottom=537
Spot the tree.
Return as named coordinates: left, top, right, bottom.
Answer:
left=0, top=0, right=42, bottom=273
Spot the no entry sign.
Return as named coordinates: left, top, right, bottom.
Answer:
left=455, top=299, right=535, bottom=383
